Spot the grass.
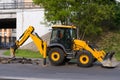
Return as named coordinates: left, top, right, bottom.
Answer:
left=4, top=49, right=43, bottom=58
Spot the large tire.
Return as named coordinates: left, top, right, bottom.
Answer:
left=77, top=51, right=94, bottom=67
left=48, top=48, right=65, bottom=66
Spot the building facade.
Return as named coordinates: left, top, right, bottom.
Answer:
left=0, top=28, right=16, bottom=48
left=0, top=0, right=50, bottom=49
left=0, top=0, right=35, bottom=48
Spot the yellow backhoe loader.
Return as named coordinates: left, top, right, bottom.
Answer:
left=10, top=25, right=118, bottom=67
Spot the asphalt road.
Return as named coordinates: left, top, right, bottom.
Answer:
left=0, top=50, right=120, bottom=80
left=0, top=62, right=120, bottom=80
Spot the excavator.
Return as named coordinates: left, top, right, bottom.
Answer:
left=10, top=25, right=118, bottom=67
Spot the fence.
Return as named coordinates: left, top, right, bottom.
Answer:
left=0, top=2, right=41, bottom=10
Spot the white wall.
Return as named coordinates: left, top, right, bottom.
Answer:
left=17, top=9, right=50, bottom=46
left=0, top=0, right=13, bottom=3
left=0, top=0, right=23, bottom=3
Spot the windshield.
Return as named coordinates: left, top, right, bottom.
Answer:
left=70, top=29, right=77, bottom=40
left=50, top=28, right=77, bottom=49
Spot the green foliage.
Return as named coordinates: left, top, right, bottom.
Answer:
left=96, top=31, right=120, bottom=60
left=4, top=49, right=43, bottom=58
left=113, top=3, right=120, bottom=29
left=33, top=0, right=118, bottom=36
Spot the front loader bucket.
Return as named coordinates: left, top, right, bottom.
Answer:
left=101, top=52, right=119, bottom=68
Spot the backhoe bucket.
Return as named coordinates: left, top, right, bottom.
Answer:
left=101, top=52, right=119, bottom=68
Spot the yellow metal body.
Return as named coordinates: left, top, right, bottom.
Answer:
left=52, top=25, right=76, bottom=29
left=10, top=26, right=47, bottom=64
left=30, top=34, right=47, bottom=59
left=73, top=39, right=106, bottom=62
left=16, top=26, right=34, bottom=47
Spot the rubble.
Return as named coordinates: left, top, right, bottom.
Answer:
left=0, top=57, right=42, bottom=65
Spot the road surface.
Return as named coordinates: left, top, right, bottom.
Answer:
left=0, top=62, right=120, bottom=80
left=0, top=50, right=120, bottom=80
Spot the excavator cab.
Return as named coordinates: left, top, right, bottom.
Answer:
left=50, top=25, right=77, bottom=50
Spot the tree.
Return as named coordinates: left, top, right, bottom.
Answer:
left=33, top=0, right=116, bottom=38
left=114, top=2, right=120, bottom=29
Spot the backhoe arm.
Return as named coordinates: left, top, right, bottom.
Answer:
left=10, top=26, right=47, bottom=65
left=30, top=33, right=47, bottom=65
left=10, top=26, right=34, bottom=57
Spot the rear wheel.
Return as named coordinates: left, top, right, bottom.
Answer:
left=77, top=51, right=94, bottom=67
left=48, top=48, right=65, bottom=65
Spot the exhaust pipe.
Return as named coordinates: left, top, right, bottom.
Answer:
left=101, top=52, right=119, bottom=68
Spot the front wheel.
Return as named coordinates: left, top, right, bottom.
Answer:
left=48, top=48, right=65, bottom=66
left=77, top=51, right=94, bottom=67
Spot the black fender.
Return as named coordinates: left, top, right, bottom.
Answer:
left=47, top=43, right=67, bottom=55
